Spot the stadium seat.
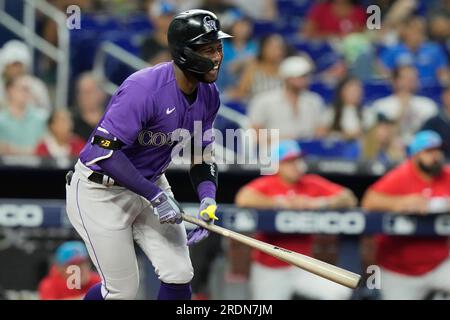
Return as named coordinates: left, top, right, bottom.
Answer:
left=298, top=139, right=361, bottom=160
left=69, top=31, right=100, bottom=77
left=290, top=38, right=341, bottom=73
left=80, top=14, right=122, bottom=32
left=363, top=81, right=392, bottom=105
left=276, top=18, right=302, bottom=37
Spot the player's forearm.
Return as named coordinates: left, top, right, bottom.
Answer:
left=189, top=158, right=218, bottom=201
left=97, top=149, right=161, bottom=200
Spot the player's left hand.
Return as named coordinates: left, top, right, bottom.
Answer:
left=187, top=197, right=218, bottom=246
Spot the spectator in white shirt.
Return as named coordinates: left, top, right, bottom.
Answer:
left=369, top=65, right=438, bottom=144
left=248, top=55, right=327, bottom=144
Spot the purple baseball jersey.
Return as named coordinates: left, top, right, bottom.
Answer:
left=79, top=62, right=220, bottom=182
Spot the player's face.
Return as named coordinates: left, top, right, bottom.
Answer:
left=195, top=40, right=224, bottom=83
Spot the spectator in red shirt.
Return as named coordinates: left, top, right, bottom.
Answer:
left=302, top=0, right=367, bottom=40
left=235, top=140, right=357, bottom=300
left=35, top=109, right=85, bottom=161
left=38, top=241, right=101, bottom=300
left=362, top=130, right=450, bottom=300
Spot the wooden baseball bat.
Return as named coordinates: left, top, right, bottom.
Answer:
left=182, top=214, right=361, bottom=289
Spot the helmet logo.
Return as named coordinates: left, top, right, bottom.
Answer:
left=203, top=16, right=218, bottom=32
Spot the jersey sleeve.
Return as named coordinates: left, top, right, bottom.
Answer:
left=99, top=80, right=152, bottom=146
left=202, top=84, right=221, bottom=147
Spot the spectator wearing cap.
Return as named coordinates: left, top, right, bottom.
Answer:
left=0, top=75, right=47, bottom=155
left=248, top=55, right=327, bottom=144
left=369, top=65, right=438, bottom=145
left=140, top=1, right=176, bottom=65
left=235, top=140, right=356, bottom=300
left=38, top=241, right=101, bottom=300
left=421, top=86, right=450, bottom=159
left=362, top=130, right=450, bottom=300
left=379, top=15, right=450, bottom=86
left=216, top=9, right=257, bottom=93
left=0, top=40, right=51, bottom=114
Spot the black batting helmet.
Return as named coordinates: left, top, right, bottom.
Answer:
left=167, top=9, right=232, bottom=74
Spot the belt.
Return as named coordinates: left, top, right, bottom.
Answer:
left=66, top=166, right=121, bottom=187
left=88, top=172, right=121, bottom=187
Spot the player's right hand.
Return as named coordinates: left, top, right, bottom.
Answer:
left=150, top=192, right=183, bottom=224
left=187, top=197, right=218, bottom=246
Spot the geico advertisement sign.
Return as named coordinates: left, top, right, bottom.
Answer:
left=275, top=211, right=365, bottom=234
left=0, top=204, right=44, bottom=227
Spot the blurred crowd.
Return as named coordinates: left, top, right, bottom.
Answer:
left=0, top=0, right=449, bottom=165
left=0, top=40, right=106, bottom=161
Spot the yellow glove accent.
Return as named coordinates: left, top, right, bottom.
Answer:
left=199, top=205, right=219, bottom=221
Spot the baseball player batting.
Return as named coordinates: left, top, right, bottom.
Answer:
left=65, top=10, right=231, bottom=300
